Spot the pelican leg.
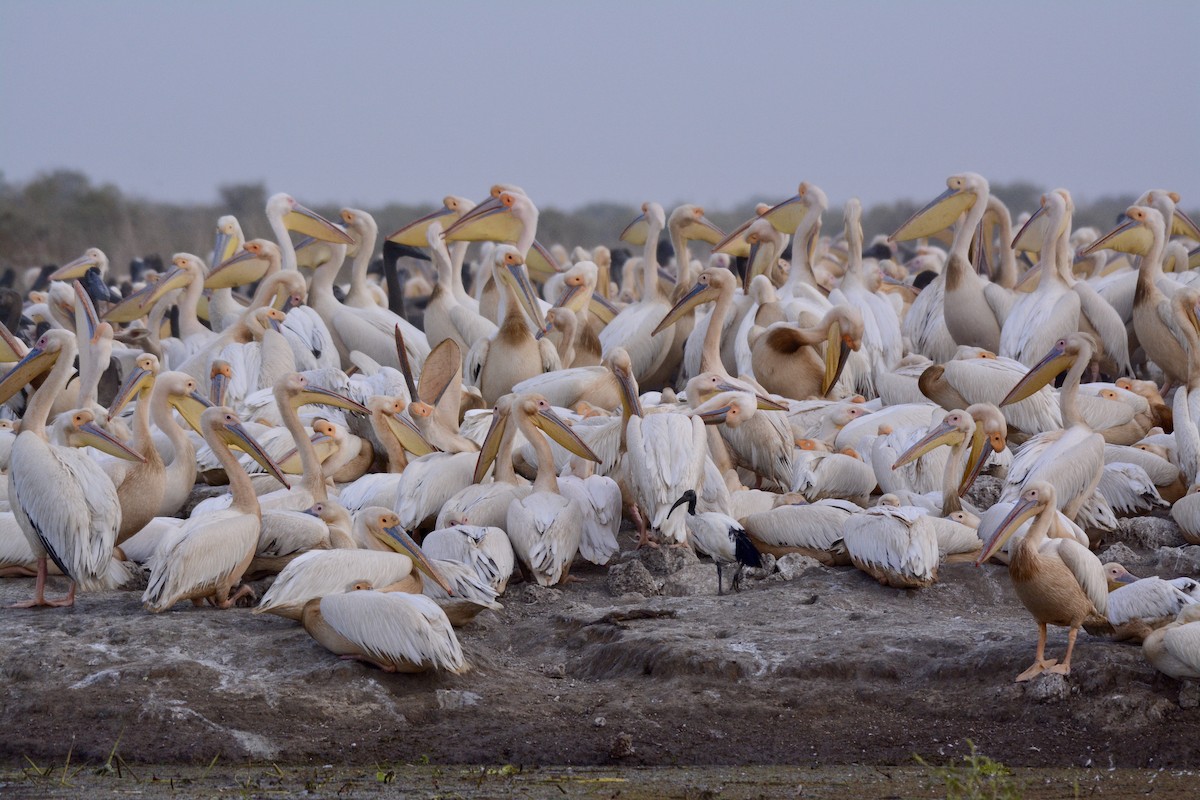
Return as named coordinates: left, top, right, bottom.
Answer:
left=217, top=584, right=256, bottom=609
left=340, top=653, right=398, bottom=673
left=9, top=557, right=73, bottom=608
left=1016, top=622, right=1058, bottom=681
left=1048, top=627, right=1079, bottom=676
left=630, top=504, right=658, bottom=549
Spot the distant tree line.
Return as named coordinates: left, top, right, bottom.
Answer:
left=0, top=169, right=1176, bottom=279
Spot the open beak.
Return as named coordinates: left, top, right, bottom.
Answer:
left=0, top=344, right=57, bottom=403
left=1081, top=218, right=1151, bottom=257
left=1011, top=204, right=1049, bottom=253
left=892, top=419, right=962, bottom=469
left=139, top=267, right=192, bottom=310
left=891, top=187, right=977, bottom=242
left=205, top=248, right=270, bottom=289
left=108, top=365, right=154, bottom=419
left=977, top=495, right=1041, bottom=564
left=652, top=279, right=718, bottom=336
left=293, top=385, right=370, bottom=415
left=1172, top=208, right=1200, bottom=241
left=761, top=192, right=812, bottom=234
left=473, top=409, right=509, bottom=483
left=619, top=212, right=649, bottom=246
left=77, top=420, right=145, bottom=462
left=958, top=428, right=1005, bottom=496
left=284, top=203, right=354, bottom=244
left=1001, top=342, right=1072, bottom=405
left=526, top=241, right=562, bottom=283
left=381, top=525, right=454, bottom=595
left=821, top=320, right=852, bottom=396
left=533, top=406, right=600, bottom=462
left=50, top=253, right=98, bottom=282
left=383, top=410, right=437, bottom=457
left=220, top=419, right=290, bottom=488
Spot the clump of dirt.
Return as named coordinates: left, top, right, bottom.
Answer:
left=1, top=528, right=1197, bottom=772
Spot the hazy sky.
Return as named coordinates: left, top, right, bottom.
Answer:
left=3, top=1, right=1197, bottom=211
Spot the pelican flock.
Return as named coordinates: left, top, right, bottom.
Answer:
left=1, top=177, right=1198, bottom=694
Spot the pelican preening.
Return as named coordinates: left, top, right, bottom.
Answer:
left=1, top=177, right=1196, bottom=693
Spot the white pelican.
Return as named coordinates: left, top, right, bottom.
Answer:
left=143, top=407, right=290, bottom=611
left=422, top=219, right=497, bottom=354
left=1102, top=563, right=1199, bottom=642
left=0, top=330, right=143, bottom=607
left=600, top=203, right=674, bottom=383
left=302, top=585, right=466, bottom=673
left=749, top=306, right=864, bottom=401
left=999, top=191, right=1081, bottom=367
left=841, top=500, right=941, bottom=589
left=466, top=246, right=558, bottom=405
left=1083, top=205, right=1186, bottom=386
left=505, top=394, right=601, bottom=585
left=422, top=524, right=515, bottom=594
left=892, top=172, right=1012, bottom=352
left=667, top=489, right=762, bottom=594
left=829, top=199, right=902, bottom=388
left=741, top=498, right=857, bottom=564
left=1142, top=605, right=1200, bottom=680
left=1000, top=333, right=1109, bottom=528
left=978, top=482, right=1108, bottom=680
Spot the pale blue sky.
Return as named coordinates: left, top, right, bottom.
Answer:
left=3, top=1, right=1197, bottom=210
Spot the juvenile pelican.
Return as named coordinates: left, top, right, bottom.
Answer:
left=978, top=482, right=1108, bottom=680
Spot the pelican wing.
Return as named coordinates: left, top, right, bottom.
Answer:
left=257, top=549, right=414, bottom=617
left=1048, top=537, right=1108, bottom=617
left=283, top=307, right=340, bottom=371
left=1096, top=462, right=1168, bottom=515
left=558, top=474, right=621, bottom=565
left=742, top=503, right=851, bottom=550
left=842, top=511, right=938, bottom=582
left=1160, top=621, right=1200, bottom=675
left=1108, top=578, right=1198, bottom=626
left=1072, top=282, right=1131, bottom=374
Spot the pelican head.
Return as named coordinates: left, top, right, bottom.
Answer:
left=552, top=261, right=599, bottom=311
left=443, top=185, right=536, bottom=244
left=517, top=393, right=600, bottom=463
left=139, top=253, right=206, bottom=310
left=212, top=215, right=243, bottom=267
left=277, top=373, right=370, bottom=416
left=688, top=372, right=787, bottom=411
left=388, top=195, right=476, bottom=246
left=1136, top=189, right=1200, bottom=241
left=339, top=208, right=377, bottom=258
left=1081, top=205, right=1165, bottom=257
left=892, top=409, right=974, bottom=469
left=205, top=239, right=279, bottom=289
left=653, top=267, right=734, bottom=336
left=739, top=218, right=784, bottom=290
left=361, top=507, right=453, bottom=594
left=159, top=371, right=211, bottom=430
left=203, top=406, right=290, bottom=487
left=977, top=481, right=1056, bottom=564
left=668, top=204, right=726, bottom=248
left=690, top=391, right=757, bottom=427
left=1011, top=189, right=1073, bottom=254
left=108, top=353, right=161, bottom=418
left=620, top=202, right=667, bottom=246
left=473, top=395, right=515, bottom=482
left=492, top=246, right=547, bottom=331
left=375, top=396, right=436, bottom=458
left=959, top=403, right=1008, bottom=495
left=58, top=408, right=145, bottom=462
left=1103, top=562, right=1140, bottom=592
left=1001, top=332, right=1095, bottom=405
left=267, top=193, right=354, bottom=244
left=0, top=329, right=74, bottom=403
left=891, top=172, right=988, bottom=242
left=50, top=248, right=108, bottom=282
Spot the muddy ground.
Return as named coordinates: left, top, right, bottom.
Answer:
left=2, top=510, right=1199, bottom=796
